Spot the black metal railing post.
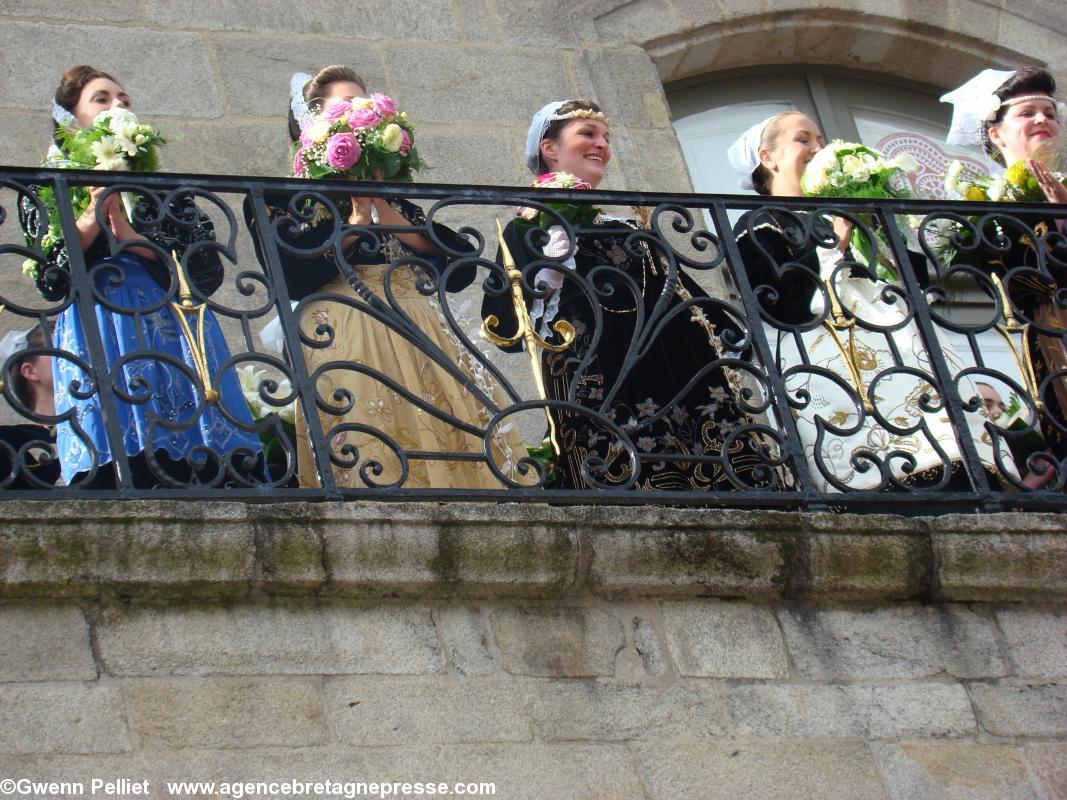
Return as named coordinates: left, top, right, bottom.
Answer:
left=51, top=174, right=137, bottom=494
left=709, top=200, right=817, bottom=508
left=248, top=186, right=338, bottom=499
left=880, top=205, right=996, bottom=509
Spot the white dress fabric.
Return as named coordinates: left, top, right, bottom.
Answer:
left=783, top=245, right=1017, bottom=491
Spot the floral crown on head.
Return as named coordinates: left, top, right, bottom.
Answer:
left=548, top=108, right=608, bottom=124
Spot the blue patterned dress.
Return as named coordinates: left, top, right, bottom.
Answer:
left=20, top=193, right=264, bottom=486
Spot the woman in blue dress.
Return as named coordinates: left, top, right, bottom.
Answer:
left=19, top=65, right=264, bottom=488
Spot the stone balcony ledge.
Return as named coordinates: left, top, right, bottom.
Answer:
left=0, top=501, right=1064, bottom=604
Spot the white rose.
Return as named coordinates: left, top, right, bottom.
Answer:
left=381, top=123, right=403, bottom=153
left=842, top=155, right=862, bottom=174
left=987, top=176, right=1007, bottom=202
left=896, top=153, right=919, bottom=173
left=307, top=119, right=330, bottom=144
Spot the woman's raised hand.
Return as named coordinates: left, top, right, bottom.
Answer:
left=74, top=186, right=108, bottom=250
left=832, top=215, right=853, bottom=252
left=1030, top=159, right=1067, bottom=205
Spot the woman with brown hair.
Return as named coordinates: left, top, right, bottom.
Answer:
left=19, top=65, right=264, bottom=488
left=939, top=67, right=1067, bottom=483
left=248, top=65, right=529, bottom=489
left=0, top=324, right=60, bottom=488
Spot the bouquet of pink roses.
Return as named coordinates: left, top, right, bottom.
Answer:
left=516, top=171, right=600, bottom=230
left=292, top=93, right=422, bottom=182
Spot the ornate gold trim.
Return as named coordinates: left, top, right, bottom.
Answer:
left=168, top=250, right=218, bottom=405
left=482, top=220, right=575, bottom=454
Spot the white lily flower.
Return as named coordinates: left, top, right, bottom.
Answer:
left=236, top=364, right=296, bottom=423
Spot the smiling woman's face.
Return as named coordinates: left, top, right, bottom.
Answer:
left=539, top=118, right=611, bottom=188
left=761, top=113, right=825, bottom=197
left=989, top=97, right=1061, bottom=164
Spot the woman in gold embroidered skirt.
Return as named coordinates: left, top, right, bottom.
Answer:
left=253, top=65, right=529, bottom=490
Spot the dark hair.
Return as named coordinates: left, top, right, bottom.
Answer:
left=538, top=99, right=605, bottom=173
left=984, top=67, right=1058, bottom=164
left=751, top=111, right=807, bottom=196
left=9, top=325, right=51, bottom=410
left=287, top=65, right=367, bottom=143
left=53, top=65, right=119, bottom=136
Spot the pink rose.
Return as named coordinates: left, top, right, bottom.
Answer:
left=292, top=147, right=306, bottom=177
left=325, top=132, right=361, bottom=172
left=370, top=92, right=398, bottom=118
left=398, top=129, right=412, bottom=156
left=346, top=107, right=381, bottom=130
left=299, top=128, right=313, bottom=148
left=322, top=100, right=351, bottom=123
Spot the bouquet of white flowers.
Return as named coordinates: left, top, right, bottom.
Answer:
left=25, top=108, right=165, bottom=278
left=801, top=141, right=918, bottom=281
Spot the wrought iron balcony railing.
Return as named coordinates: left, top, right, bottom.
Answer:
left=0, top=166, right=1064, bottom=511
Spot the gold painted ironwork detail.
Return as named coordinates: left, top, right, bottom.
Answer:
left=482, top=220, right=575, bottom=453
left=991, top=271, right=1042, bottom=411
left=821, top=276, right=875, bottom=413
left=168, top=250, right=219, bottom=405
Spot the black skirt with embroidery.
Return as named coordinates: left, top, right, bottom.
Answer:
left=482, top=217, right=777, bottom=492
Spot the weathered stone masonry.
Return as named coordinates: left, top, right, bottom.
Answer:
left=0, top=501, right=1064, bottom=799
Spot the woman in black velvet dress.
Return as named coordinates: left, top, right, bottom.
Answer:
left=481, top=99, right=779, bottom=492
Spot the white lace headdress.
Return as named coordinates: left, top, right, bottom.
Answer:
left=289, top=71, right=315, bottom=134
left=50, top=99, right=78, bottom=128
left=0, top=329, right=31, bottom=365
left=940, top=69, right=1017, bottom=146
left=727, top=115, right=778, bottom=190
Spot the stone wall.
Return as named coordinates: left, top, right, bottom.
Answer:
left=0, top=501, right=1064, bottom=799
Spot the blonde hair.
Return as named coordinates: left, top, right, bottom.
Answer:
left=752, top=111, right=808, bottom=196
